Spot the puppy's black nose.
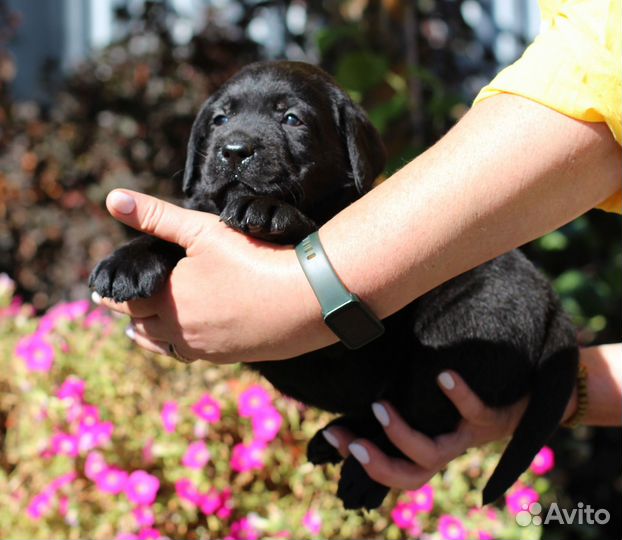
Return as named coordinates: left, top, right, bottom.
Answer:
left=220, top=142, right=255, bottom=166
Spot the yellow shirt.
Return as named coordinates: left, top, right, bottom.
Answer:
left=474, top=0, right=621, bottom=213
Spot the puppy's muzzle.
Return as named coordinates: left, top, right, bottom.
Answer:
left=220, top=140, right=255, bottom=168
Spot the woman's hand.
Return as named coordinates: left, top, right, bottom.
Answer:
left=324, top=344, right=620, bottom=491
left=321, top=370, right=571, bottom=490
left=94, top=190, right=335, bottom=363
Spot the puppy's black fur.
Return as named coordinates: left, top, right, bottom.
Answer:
left=90, top=61, right=578, bottom=510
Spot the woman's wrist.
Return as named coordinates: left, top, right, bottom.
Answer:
left=562, top=344, right=622, bottom=427
left=265, top=246, right=338, bottom=359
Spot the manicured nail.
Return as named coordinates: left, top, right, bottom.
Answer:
left=108, top=191, right=135, bottom=214
left=372, top=402, right=390, bottom=427
left=322, top=429, right=339, bottom=449
left=438, top=371, right=455, bottom=390
left=125, top=326, right=136, bottom=340
left=348, top=443, right=370, bottom=465
left=91, top=291, right=102, bottom=305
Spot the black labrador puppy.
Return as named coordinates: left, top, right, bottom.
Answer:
left=90, top=61, right=578, bottom=510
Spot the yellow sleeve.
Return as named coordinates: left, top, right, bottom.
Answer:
left=473, top=0, right=621, bottom=213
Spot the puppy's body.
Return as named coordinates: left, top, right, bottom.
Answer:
left=90, top=61, right=578, bottom=510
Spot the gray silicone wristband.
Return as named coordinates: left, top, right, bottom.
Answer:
left=295, top=232, right=384, bottom=349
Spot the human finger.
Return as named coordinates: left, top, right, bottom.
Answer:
left=321, top=426, right=357, bottom=459
left=92, top=291, right=160, bottom=319
left=436, top=371, right=498, bottom=426
left=125, top=326, right=171, bottom=356
left=130, top=316, right=172, bottom=342
left=106, top=190, right=218, bottom=251
left=371, top=401, right=441, bottom=469
left=347, top=439, right=436, bottom=491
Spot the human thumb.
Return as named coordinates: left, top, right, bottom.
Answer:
left=106, top=189, right=213, bottom=250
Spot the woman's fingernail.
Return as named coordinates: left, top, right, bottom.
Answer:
left=322, top=428, right=339, bottom=449
left=125, top=326, right=136, bottom=340
left=91, top=291, right=102, bottom=305
left=438, top=371, right=455, bottom=390
left=348, top=443, right=370, bottom=465
left=108, top=191, right=136, bottom=214
left=372, top=402, right=390, bottom=427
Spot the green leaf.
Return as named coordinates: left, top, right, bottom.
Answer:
left=335, top=52, right=389, bottom=94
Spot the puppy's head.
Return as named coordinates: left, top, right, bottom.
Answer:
left=182, top=61, right=386, bottom=221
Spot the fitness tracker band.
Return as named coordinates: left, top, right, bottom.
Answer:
left=295, top=232, right=384, bottom=349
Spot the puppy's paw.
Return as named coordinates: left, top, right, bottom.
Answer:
left=307, top=428, right=343, bottom=465
left=337, top=456, right=390, bottom=510
left=89, top=237, right=184, bottom=302
left=220, top=197, right=316, bottom=244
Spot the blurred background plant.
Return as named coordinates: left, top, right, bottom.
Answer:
left=0, top=277, right=560, bottom=539
left=0, top=0, right=619, bottom=538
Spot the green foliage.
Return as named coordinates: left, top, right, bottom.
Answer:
left=0, top=286, right=552, bottom=539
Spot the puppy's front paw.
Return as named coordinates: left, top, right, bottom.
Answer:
left=89, top=237, right=184, bottom=302
left=220, top=197, right=316, bottom=244
left=337, top=456, right=390, bottom=510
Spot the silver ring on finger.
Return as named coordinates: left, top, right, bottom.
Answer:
left=168, top=342, right=192, bottom=364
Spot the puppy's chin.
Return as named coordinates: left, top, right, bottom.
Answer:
left=189, top=179, right=299, bottom=214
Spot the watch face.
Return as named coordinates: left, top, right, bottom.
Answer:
left=325, top=301, right=384, bottom=349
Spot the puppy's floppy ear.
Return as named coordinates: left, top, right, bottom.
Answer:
left=338, top=99, right=387, bottom=194
left=182, top=96, right=216, bottom=196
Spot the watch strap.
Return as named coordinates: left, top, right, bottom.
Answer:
left=296, top=232, right=356, bottom=315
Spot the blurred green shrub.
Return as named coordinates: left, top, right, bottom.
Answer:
left=0, top=275, right=556, bottom=540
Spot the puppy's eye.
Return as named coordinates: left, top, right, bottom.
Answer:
left=213, top=115, right=229, bottom=126
left=283, top=113, right=302, bottom=127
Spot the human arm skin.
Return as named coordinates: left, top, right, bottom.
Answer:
left=98, top=94, right=621, bottom=362
left=319, top=343, right=622, bottom=490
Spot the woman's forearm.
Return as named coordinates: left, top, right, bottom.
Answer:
left=573, top=344, right=622, bottom=426
left=318, top=94, right=621, bottom=319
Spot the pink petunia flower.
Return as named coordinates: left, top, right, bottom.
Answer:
left=229, top=516, right=260, bottom=540
left=78, top=421, right=114, bottom=453
left=161, top=401, right=179, bottom=434
left=58, top=495, right=70, bottom=517
left=175, top=478, right=201, bottom=505
left=85, top=451, right=107, bottom=480
left=115, top=534, right=139, bottom=540
left=407, top=519, right=423, bottom=538
left=133, top=505, right=156, bottom=527
left=50, top=432, right=80, bottom=458
left=438, top=515, right=468, bottom=540
left=407, top=483, right=434, bottom=513
left=26, top=491, right=54, bottom=520
left=251, top=406, right=283, bottom=442
left=478, top=531, right=494, bottom=540
left=84, top=307, right=113, bottom=329
left=50, top=471, right=78, bottom=492
left=57, top=376, right=86, bottom=402
left=191, top=394, right=221, bottom=423
left=391, top=502, right=419, bottom=530
left=182, top=441, right=211, bottom=469
left=96, top=467, right=129, bottom=495
left=217, top=488, right=234, bottom=519
left=125, top=470, right=160, bottom=505
left=302, top=509, right=322, bottom=536
left=238, top=385, right=272, bottom=418
left=530, top=446, right=555, bottom=475
left=16, top=333, right=55, bottom=372
left=138, top=528, right=162, bottom=540
left=38, top=300, right=90, bottom=334
left=230, top=440, right=267, bottom=473
left=199, top=488, right=221, bottom=515
left=506, top=486, right=539, bottom=515
left=78, top=404, right=100, bottom=427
